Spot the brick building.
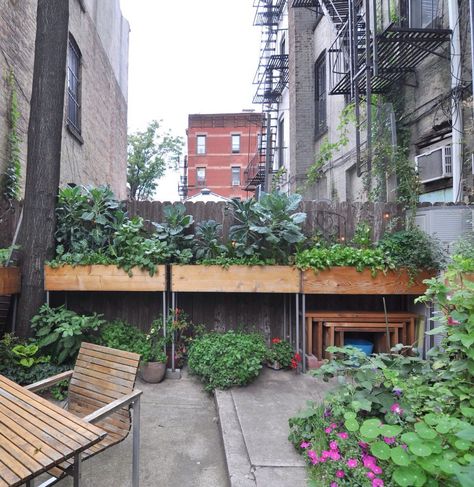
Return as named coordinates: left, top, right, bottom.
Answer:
left=181, top=113, right=264, bottom=200
left=0, top=0, right=129, bottom=200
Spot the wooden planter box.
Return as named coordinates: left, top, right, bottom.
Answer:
left=0, top=267, right=21, bottom=294
left=171, top=265, right=300, bottom=293
left=44, top=265, right=166, bottom=292
left=301, top=267, right=433, bottom=295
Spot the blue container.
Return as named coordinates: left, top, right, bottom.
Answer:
left=344, top=337, right=374, bottom=355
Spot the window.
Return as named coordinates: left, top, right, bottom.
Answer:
left=197, top=135, right=206, bottom=154
left=315, top=52, right=327, bottom=136
left=277, top=117, right=285, bottom=168
left=231, top=167, right=241, bottom=186
left=231, top=134, right=240, bottom=153
left=280, top=35, right=286, bottom=56
left=410, top=0, right=438, bottom=28
left=67, top=35, right=81, bottom=134
left=196, top=167, right=206, bottom=186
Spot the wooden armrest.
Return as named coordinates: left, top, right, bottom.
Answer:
left=25, top=370, right=74, bottom=392
left=83, top=389, right=143, bottom=424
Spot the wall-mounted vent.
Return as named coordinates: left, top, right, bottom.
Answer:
left=415, top=146, right=452, bottom=183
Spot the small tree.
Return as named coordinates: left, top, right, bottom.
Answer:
left=127, top=120, right=183, bottom=200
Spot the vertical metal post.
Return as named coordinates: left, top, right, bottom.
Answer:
left=73, top=453, right=81, bottom=487
left=263, top=113, right=272, bottom=193
left=302, top=293, right=306, bottom=373
left=11, top=294, right=18, bottom=334
left=295, top=294, right=299, bottom=371
left=283, top=294, right=287, bottom=340
left=46, top=291, right=50, bottom=306
left=365, top=0, right=373, bottom=176
left=132, top=397, right=141, bottom=487
left=162, top=290, right=167, bottom=353
left=289, top=294, right=293, bottom=344
left=26, top=480, right=33, bottom=487
left=171, top=292, right=176, bottom=372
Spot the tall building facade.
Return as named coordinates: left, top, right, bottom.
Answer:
left=253, top=0, right=474, bottom=204
left=0, top=0, right=129, bottom=200
left=182, top=113, right=264, bottom=200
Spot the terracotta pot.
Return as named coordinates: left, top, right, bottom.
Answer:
left=140, top=362, right=166, bottom=383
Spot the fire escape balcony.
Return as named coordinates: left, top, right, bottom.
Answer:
left=254, top=0, right=286, bottom=26
left=245, top=152, right=266, bottom=190
left=253, top=54, right=289, bottom=104
left=327, top=0, right=451, bottom=96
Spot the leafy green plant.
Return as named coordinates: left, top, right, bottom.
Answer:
left=0, top=245, right=18, bottom=266
left=31, top=305, right=105, bottom=364
left=296, top=243, right=392, bottom=276
left=99, top=320, right=151, bottom=359
left=153, top=202, right=194, bottom=263
left=267, top=337, right=295, bottom=368
left=188, top=330, right=267, bottom=391
left=229, top=192, right=306, bottom=264
left=11, top=344, right=49, bottom=368
left=194, top=220, right=228, bottom=261
left=143, top=320, right=167, bottom=363
left=0, top=361, right=70, bottom=387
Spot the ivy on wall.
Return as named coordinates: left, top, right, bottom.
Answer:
left=1, top=70, right=21, bottom=201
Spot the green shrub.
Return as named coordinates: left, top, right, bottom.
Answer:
left=0, top=361, right=70, bottom=386
left=99, top=320, right=151, bottom=360
left=188, top=331, right=267, bottom=391
left=31, top=304, right=105, bottom=364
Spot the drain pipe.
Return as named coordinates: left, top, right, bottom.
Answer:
left=470, top=0, right=474, bottom=117
left=448, top=0, right=463, bottom=202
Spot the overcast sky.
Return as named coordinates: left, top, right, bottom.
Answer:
left=120, top=0, right=261, bottom=201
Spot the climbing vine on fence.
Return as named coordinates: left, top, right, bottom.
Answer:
left=1, top=70, right=21, bottom=201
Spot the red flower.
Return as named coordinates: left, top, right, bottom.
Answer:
left=291, top=359, right=298, bottom=369
left=294, top=353, right=302, bottom=362
left=447, top=316, right=460, bottom=326
left=272, top=337, right=281, bottom=344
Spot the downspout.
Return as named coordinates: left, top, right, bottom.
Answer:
left=470, top=0, right=474, bottom=117
left=448, top=0, right=463, bottom=202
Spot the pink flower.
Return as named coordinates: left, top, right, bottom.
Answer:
left=336, top=470, right=345, bottom=478
left=329, top=450, right=341, bottom=461
left=300, top=441, right=311, bottom=449
left=383, top=436, right=396, bottom=445
left=372, top=479, right=384, bottom=487
left=401, top=444, right=408, bottom=449
left=448, top=316, right=460, bottom=326
left=363, top=455, right=377, bottom=468
left=330, top=483, right=338, bottom=487
left=321, top=450, right=331, bottom=459
left=330, top=423, right=337, bottom=429
left=307, top=450, right=319, bottom=465
left=325, top=427, right=332, bottom=434
left=367, top=472, right=375, bottom=480
left=359, top=441, right=369, bottom=449
left=372, top=466, right=383, bottom=475
left=347, top=458, right=358, bottom=468
left=390, top=403, right=403, bottom=415
left=330, top=441, right=339, bottom=450
left=338, top=432, right=349, bottom=439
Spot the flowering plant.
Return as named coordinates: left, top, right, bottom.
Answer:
left=144, top=320, right=167, bottom=363
left=266, top=338, right=295, bottom=368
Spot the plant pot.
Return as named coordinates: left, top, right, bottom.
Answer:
left=266, top=360, right=283, bottom=370
left=140, top=362, right=166, bottom=383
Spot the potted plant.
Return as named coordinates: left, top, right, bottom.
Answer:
left=140, top=322, right=168, bottom=383
left=266, top=337, right=296, bottom=369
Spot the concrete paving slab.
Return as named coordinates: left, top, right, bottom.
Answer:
left=53, top=369, right=228, bottom=487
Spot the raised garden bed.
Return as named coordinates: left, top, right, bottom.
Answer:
left=301, top=267, right=433, bottom=295
left=0, top=267, right=21, bottom=294
left=171, top=265, right=300, bottom=293
left=44, top=264, right=167, bottom=292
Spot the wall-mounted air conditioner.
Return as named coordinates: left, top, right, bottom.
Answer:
left=415, top=146, right=452, bottom=184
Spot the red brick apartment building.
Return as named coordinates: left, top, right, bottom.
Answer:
left=181, top=112, right=264, bottom=200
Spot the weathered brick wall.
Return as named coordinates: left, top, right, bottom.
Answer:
left=0, top=0, right=128, bottom=200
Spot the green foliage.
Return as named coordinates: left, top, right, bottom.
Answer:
left=229, top=192, right=306, bottom=264
left=0, top=245, right=18, bottom=266
left=153, top=202, right=194, bottom=263
left=1, top=70, right=21, bottom=201
left=127, top=120, right=183, bottom=200
left=110, top=217, right=170, bottom=274
left=54, top=185, right=126, bottom=259
left=194, top=220, right=228, bottom=261
left=378, top=228, right=445, bottom=277
left=11, top=344, right=48, bottom=368
left=266, top=338, right=295, bottom=368
left=188, top=331, right=267, bottom=391
left=0, top=361, right=70, bottom=387
left=198, top=255, right=277, bottom=267
left=99, top=320, right=151, bottom=360
left=31, top=305, right=105, bottom=364
left=296, top=243, right=391, bottom=275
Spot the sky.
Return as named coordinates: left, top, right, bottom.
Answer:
left=120, top=0, right=262, bottom=201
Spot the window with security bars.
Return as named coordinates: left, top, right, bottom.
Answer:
left=197, top=135, right=206, bottom=154
left=410, top=0, right=440, bottom=28
left=315, top=52, right=327, bottom=136
left=67, top=36, right=81, bottom=132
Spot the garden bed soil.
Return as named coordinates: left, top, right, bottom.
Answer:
left=170, top=264, right=300, bottom=293
left=301, top=267, right=433, bottom=295
left=44, top=264, right=167, bottom=292
left=0, top=267, right=21, bottom=294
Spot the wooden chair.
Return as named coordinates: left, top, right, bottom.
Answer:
left=25, top=342, right=142, bottom=487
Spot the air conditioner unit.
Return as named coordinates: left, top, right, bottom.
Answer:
left=415, top=146, right=452, bottom=184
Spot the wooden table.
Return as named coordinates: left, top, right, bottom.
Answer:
left=0, top=374, right=106, bottom=487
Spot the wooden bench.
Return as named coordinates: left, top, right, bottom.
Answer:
left=26, top=342, right=142, bottom=487
left=305, top=311, right=418, bottom=359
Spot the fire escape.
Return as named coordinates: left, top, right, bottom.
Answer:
left=292, top=0, right=451, bottom=175
left=246, top=0, right=289, bottom=192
